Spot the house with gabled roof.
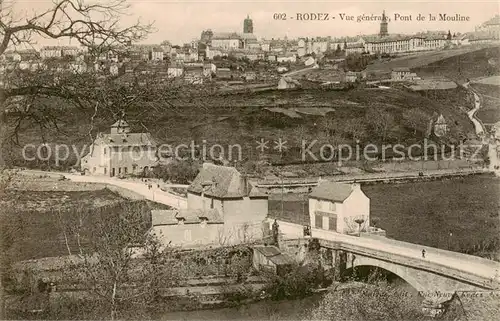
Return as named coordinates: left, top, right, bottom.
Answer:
left=187, top=163, right=269, bottom=244
left=150, top=208, right=224, bottom=247
left=308, top=181, right=370, bottom=234
left=81, top=120, right=158, bottom=177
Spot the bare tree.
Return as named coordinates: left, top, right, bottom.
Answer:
left=403, top=109, right=431, bottom=136
left=71, top=202, right=168, bottom=320
left=365, top=107, right=395, bottom=143
left=0, top=0, right=152, bottom=56
left=344, top=118, right=366, bottom=142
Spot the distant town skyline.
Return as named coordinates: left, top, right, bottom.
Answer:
left=9, top=0, right=500, bottom=47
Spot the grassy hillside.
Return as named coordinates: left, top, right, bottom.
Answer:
left=470, top=82, right=500, bottom=124
left=412, top=46, right=500, bottom=83
left=2, top=86, right=474, bottom=168
left=365, top=45, right=499, bottom=76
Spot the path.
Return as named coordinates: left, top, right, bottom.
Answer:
left=14, top=169, right=188, bottom=209
left=464, top=83, right=500, bottom=175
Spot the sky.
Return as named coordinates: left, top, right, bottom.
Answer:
left=9, top=0, right=500, bottom=46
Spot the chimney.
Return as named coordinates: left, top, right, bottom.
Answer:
left=241, top=174, right=249, bottom=196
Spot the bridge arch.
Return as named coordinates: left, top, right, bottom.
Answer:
left=344, top=263, right=423, bottom=294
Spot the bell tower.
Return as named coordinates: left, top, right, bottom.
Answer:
left=243, top=15, right=253, bottom=34
left=379, top=10, right=388, bottom=37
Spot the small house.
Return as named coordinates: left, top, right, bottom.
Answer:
left=252, top=245, right=294, bottom=275
left=216, top=67, right=233, bottom=80
left=150, top=208, right=224, bottom=247
left=309, top=182, right=370, bottom=234
left=278, top=76, right=301, bottom=90
left=187, top=163, right=269, bottom=244
left=434, top=114, right=448, bottom=137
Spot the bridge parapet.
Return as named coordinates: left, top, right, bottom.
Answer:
left=314, top=233, right=500, bottom=291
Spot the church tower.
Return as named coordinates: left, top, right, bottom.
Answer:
left=243, top=15, right=253, bottom=34
left=379, top=10, right=388, bottom=37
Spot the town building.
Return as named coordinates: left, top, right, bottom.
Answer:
left=277, top=53, right=296, bottom=63
left=81, top=120, right=158, bottom=176
left=151, top=47, right=164, bottom=61
left=278, top=76, right=301, bottom=90
left=308, top=182, right=370, bottom=234
left=475, top=14, right=500, bottom=38
left=252, top=245, right=294, bottom=275
left=187, top=163, right=269, bottom=244
left=40, top=46, right=63, bottom=59
left=150, top=208, right=224, bottom=247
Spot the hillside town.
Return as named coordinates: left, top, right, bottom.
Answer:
left=1, top=1, right=500, bottom=320
left=2, top=13, right=500, bottom=88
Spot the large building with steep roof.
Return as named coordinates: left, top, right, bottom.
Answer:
left=81, top=120, right=158, bottom=176
left=186, top=163, right=269, bottom=244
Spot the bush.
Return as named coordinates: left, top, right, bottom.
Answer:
left=307, top=283, right=432, bottom=321
left=264, top=263, right=329, bottom=300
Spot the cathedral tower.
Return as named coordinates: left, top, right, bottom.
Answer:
left=379, top=10, right=388, bottom=37
left=243, top=15, right=253, bottom=34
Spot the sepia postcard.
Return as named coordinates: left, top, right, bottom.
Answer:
left=0, top=0, right=499, bottom=320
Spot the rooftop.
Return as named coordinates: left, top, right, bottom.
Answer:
left=309, top=181, right=360, bottom=202
left=96, top=132, right=157, bottom=147
left=253, top=245, right=295, bottom=265
left=188, top=163, right=267, bottom=199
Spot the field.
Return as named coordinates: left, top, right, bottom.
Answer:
left=269, top=175, right=500, bottom=258
left=366, top=45, right=499, bottom=79
left=0, top=178, right=169, bottom=261
left=412, top=46, right=500, bottom=83
left=3, top=86, right=475, bottom=169
left=0, top=188, right=127, bottom=260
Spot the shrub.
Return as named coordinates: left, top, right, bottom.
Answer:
left=307, top=283, right=432, bottom=321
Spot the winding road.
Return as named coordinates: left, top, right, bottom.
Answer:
left=463, top=83, right=500, bottom=174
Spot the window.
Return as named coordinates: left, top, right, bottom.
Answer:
left=317, top=201, right=323, bottom=210
left=315, top=215, right=323, bottom=229
left=329, top=217, right=337, bottom=231
left=329, top=202, right=336, bottom=212
left=118, top=167, right=121, bottom=174
left=103, top=148, right=107, bottom=155
left=93, top=167, right=96, bottom=173
left=210, top=198, right=214, bottom=209
left=104, top=168, right=107, bottom=175
left=184, top=229, right=192, bottom=241
left=124, top=167, right=128, bottom=174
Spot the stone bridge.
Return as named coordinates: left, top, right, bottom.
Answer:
left=275, top=221, right=500, bottom=315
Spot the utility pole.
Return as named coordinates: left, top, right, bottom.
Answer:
left=280, top=173, right=284, bottom=218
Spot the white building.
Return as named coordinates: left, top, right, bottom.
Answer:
left=40, top=46, right=62, bottom=59
left=308, top=182, right=370, bottom=234
left=277, top=53, right=296, bottom=63
left=151, top=48, right=164, bottom=61
left=81, top=120, right=158, bottom=176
